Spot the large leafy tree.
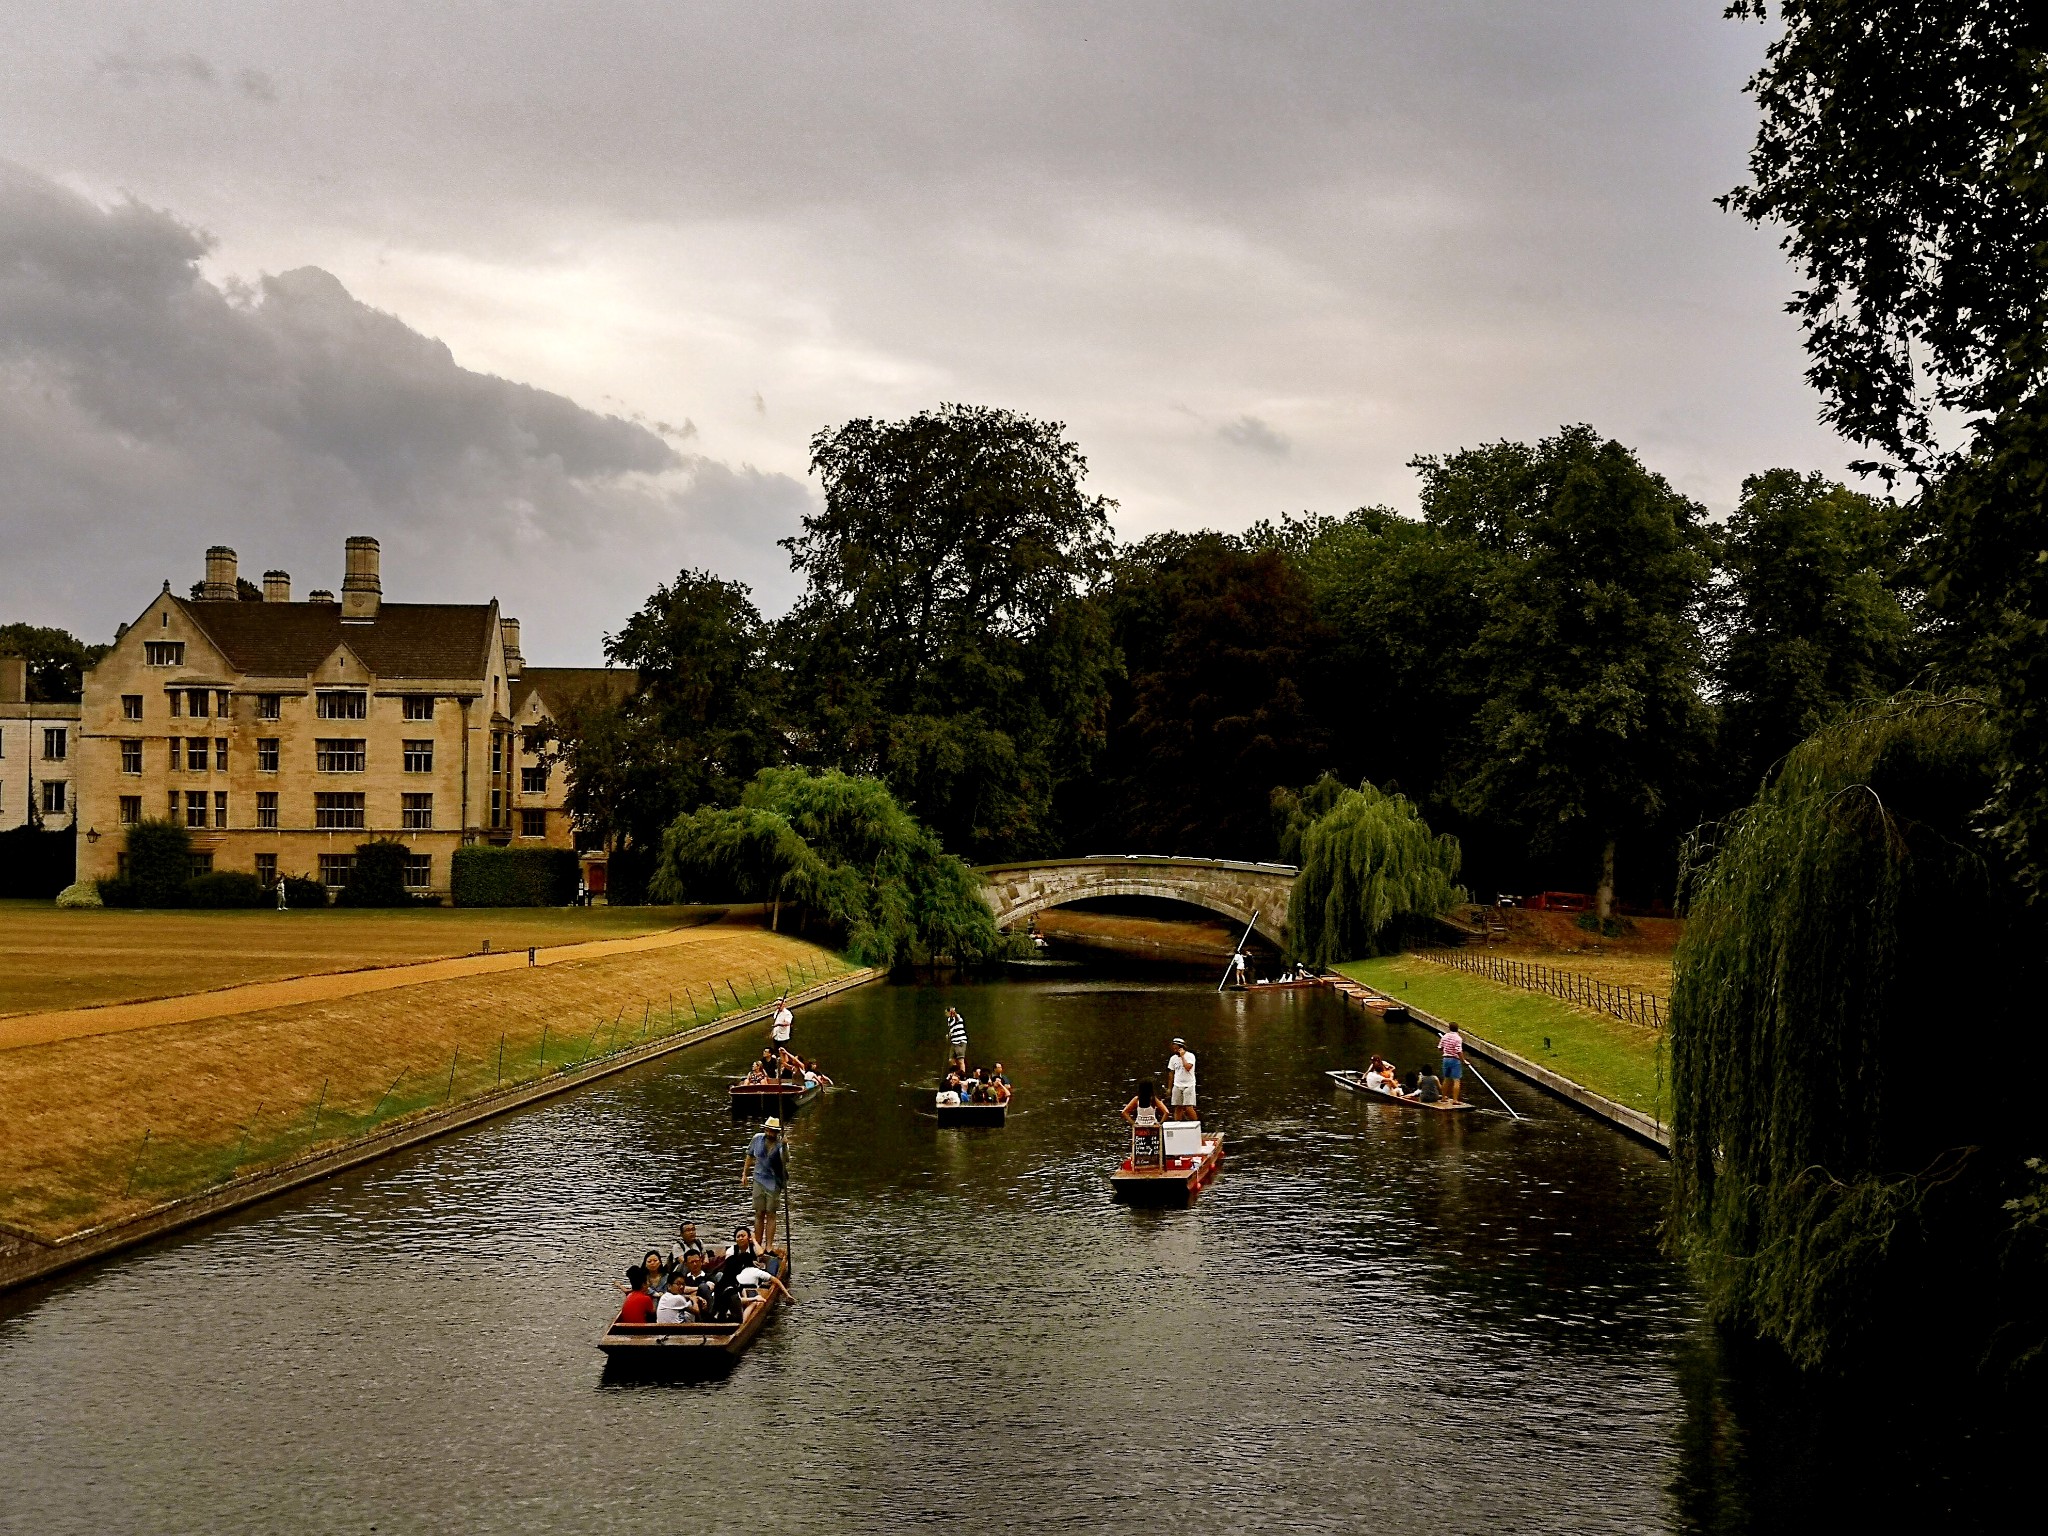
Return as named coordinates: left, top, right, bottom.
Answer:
left=1078, top=533, right=1329, bottom=860
left=1723, top=0, right=2048, bottom=895
left=778, top=404, right=1116, bottom=859
left=1713, top=470, right=1916, bottom=795
left=1421, top=426, right=1715, bottom=916
left=1286, top=778, right=1466, bottom=964
left=649, top=767, right=1003, bottom=967
left=550, top=570, right=778, bottom=899
left=0, top=623, right=109, bottom=702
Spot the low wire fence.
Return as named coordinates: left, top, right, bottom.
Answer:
left=1412, top=947, right=1667, bottom=1031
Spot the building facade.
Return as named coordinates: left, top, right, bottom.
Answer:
left=0, top=656, right=81, bottom=834
left=73, top=538, right=560, bottom=900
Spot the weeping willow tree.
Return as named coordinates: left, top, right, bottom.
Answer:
left=648, top=766, right=1005, bottom=969
left=1286, top=779, right=1466, bottom=964
left=1670, top=694, right=2048, bottom=1375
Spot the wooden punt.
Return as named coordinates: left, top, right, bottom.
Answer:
left=1327, top=1069, right=1473, bottom=1113
left=1111, top=1133, right=1224, bottom=1207
left=936, top=1093, right=1010, bottom=1127
left=1246, top=978, right=1325, bottom=991
left=728, top=1078, right=822, bottom=1117
left=598, top=1255, right=792, bottom=1372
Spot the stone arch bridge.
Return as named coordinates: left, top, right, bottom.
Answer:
left=978, top=856, right=1298, bottom=949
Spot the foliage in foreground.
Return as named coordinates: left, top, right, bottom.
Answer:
left=649, top=766, right=1004, bottom=969
left=1283, top=777, right=1466, bottom=964
left=1669, top=696, right=2048, bottom=1376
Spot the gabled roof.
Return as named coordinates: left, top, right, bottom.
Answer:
left=176, top=599, right=497, bottom=681
left=512, top=666, right=638, bottom=717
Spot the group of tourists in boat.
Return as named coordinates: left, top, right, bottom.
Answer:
left=740, top=1044, right=834, bottom=1090
left=937, top=1061, right=1011, bottom=1106
left=1359, top=1024, right=1466, bottom=1104
left=615, top=1219, right=793, bottom=1327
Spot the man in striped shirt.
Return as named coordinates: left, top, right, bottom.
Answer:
left=945, top=1006, right=969, bottom=1073
left=1439, top=1026, right=1466, bottom=1104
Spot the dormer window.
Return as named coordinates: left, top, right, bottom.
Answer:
left=316, top=690, right=367, bottom=720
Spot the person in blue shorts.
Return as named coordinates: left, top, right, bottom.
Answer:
left=1439, top=1026, right=1466, bottom=1104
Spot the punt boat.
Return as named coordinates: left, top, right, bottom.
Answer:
left=1327, top=1069, right=1473, bottom=1113
left=936, top=1092, right=1010, bottom=1128
left=1111, top=1127, right=1224, bottom=1206
left=729, top=1078, right=822, bottom=1117
left=598, top=1255, right=792, bottom=1373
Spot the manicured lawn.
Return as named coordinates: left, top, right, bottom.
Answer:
left=0, top=925, right=851, bottom=1242
left=0, top=901, right=718, bottom=1016
left=1338, top=954, right=1666, bottom=1118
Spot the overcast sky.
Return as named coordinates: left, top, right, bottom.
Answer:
left=0, top=1, right=1847, bottom=664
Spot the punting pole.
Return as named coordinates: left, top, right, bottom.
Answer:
left=1216, top=911, right=1260, bottom=992
left=1457, top=1052, right=1521, bottom=1120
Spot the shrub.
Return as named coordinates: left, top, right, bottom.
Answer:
left=95, top=878, right=138, bottom=907
left=451, top=845, right=579, bottom=907
left=280, top=875, right=327, bottom=909
left=120, top=820, right=193, bottom=906
left=54, top=880, right=103, bottom=909
left=338, top=841, right=416, bottom=907
left=187, top=872, right=270, bottom=908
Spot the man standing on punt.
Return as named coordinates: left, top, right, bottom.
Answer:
left=945, top=1006, right=969, bottom=1073
left=771, top=995, right=795, bottom=1050
left=741, top=1118, right=788, bottom=1251
left=1438, top=1025, right=1465, bottom=1105
left=1168, top=1038, right=1198, bottom=1121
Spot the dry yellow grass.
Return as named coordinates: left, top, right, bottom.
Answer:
left=0, top=924, right=846, bottom=1243
left=1481, top=948, right=1675, bottom=994
left=0, top=901, right=710, bottom=1016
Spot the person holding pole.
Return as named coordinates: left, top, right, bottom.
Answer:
left=944, top=1006, right=969, bottom=1074
left=741, top=1118, right=788, bottom=1250
left=771, top=995, right=795, bottom=1049
left=1439, top=1025, right=1466, bottom=1105
left=1167, top=1038, right=1198, bottom=1121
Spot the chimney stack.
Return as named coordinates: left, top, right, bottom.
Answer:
left=0, top=655, right=25, bottom=704
left=263, top=569, right=291, bottom=603
left=500, top=617, right=523, bottom=680
left=308, top=589, right=336, bottom=604
left=202, top=545, right=239, bottom=601
left=341, top=536, right=381, bottom=621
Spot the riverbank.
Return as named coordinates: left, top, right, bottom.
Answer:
left=1337, top=954, right=1664, bottom=1120
left=0, top=922, right=853, bottom=1247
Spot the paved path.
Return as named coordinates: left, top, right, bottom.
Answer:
left=0, top=926, right=735, bottom=1052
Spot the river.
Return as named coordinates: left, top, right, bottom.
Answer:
left=0, top=974, right=1957, bottom=1532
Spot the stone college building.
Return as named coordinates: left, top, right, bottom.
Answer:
left=73, top=538, right=628, bottom=901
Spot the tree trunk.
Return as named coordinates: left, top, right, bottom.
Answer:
left=1596, top=835, right=1617, bottom=920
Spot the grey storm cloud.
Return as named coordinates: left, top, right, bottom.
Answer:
left=1218, top=416, right=1290, bottom=458
left=0, top=162, right=811, bottom=660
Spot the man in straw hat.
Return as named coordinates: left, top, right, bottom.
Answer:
left=741, top=1116, right=789, bottom=1250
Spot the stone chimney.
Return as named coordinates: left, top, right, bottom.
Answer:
left=341, top=536, right=381, bottom=621
left=202, top=545, right=239, bottom=601
left=500, top=618, right=523, bottom=680
left=263, top=569, right=291, bottom=603
left=0, top=655, right=25, bottom=704
left=308, top=589, right=336, bottom=604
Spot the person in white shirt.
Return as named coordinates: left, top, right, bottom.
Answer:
left=771, top=997, right=794, bottom=1047
left=1167, top=1038, right=1198, bottom=1121
left=655, top=1285, right=699, bottom=1324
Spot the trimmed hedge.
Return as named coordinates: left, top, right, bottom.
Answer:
left=188, top=872, right=270, bottom=908
left=451, top=845, right=579, bottom=907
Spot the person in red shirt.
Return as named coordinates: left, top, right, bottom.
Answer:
left=617, top=1264, right=657, bottom=1324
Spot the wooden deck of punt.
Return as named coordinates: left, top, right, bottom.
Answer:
left=935, top=1095, right=1010, bottom=1127
left=598, top=1256, right=792, bottom=1372
left=1110, top=1134, right=1224, bottom=1206
left=728, top=1079, right=822, bottom=1117
left=1328, top=1069, right=1474, bottom=1113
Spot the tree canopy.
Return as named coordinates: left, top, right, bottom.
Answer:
left=1285, top=778, right=1465, bottom=964
left=778, top=403, right=1116, bottom=859
left=648, top=766, right=1004, bottom=969
left=0, top=622, right=109, bottom=702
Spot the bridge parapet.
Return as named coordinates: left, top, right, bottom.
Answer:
left=979, top=855, right=1297, bottom=950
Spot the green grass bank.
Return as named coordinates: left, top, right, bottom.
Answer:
left=1337, top=954, right=1665, bottom=1118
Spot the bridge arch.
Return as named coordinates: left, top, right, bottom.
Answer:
left=978, top=856, right=1297, bottom=951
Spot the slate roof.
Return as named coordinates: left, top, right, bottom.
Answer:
left=511, top=666, right=638, bottom=717
left=177, top=599, right=498, bottom=681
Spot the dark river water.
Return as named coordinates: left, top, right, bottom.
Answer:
left=0, top=975, right=1973, bottom=1533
